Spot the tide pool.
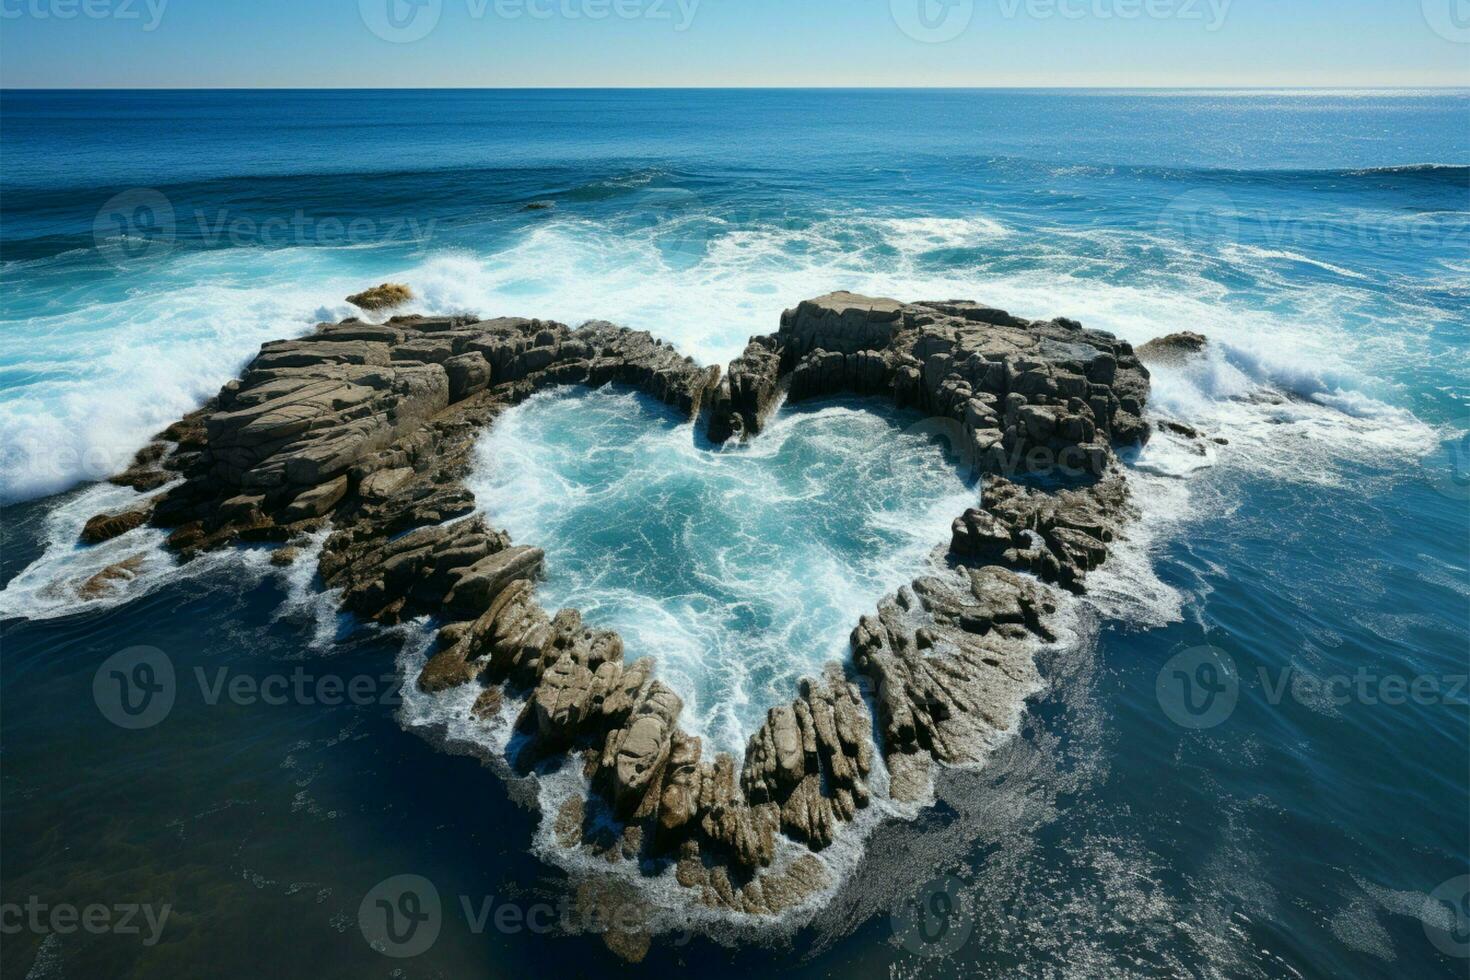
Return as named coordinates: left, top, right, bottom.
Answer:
left=469, top=386, right=977, bottom=755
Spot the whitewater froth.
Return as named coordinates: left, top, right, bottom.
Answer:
left=4, top=177, right=1452, bottom=511
left=467, top=386, right=977, bottom=756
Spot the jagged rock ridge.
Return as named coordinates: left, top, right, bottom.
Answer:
left=88, top=292, right=1154, bottom=921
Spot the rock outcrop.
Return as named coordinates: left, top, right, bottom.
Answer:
left=707, top=291, right=1152, bottom=478
left=92, top=291, right=1157, bottom=929
left=80, top=506, right=151, bottom=544
left=1137, top=330, right=1208, bottom=365
left=134, top=314, right=719, bottom=562
left=346, top=282, right=413, bottom=311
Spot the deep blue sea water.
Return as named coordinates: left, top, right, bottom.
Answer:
left=1, top=89, right=1468, bottom=978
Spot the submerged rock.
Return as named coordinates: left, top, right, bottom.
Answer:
left=78, top=554, right=146, bottom=599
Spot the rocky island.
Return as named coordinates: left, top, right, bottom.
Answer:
left=84, top=291, right=1162, bottom=938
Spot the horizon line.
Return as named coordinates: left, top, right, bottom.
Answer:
left=4, top=84, right=1469, bottom=92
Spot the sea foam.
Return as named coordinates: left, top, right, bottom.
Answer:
left=3, top=203, right=1451, bottom=640
left=466, top=386, right=976, bottom=756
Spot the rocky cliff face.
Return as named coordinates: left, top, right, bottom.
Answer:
left=89, top=292, right=1154, bottom=925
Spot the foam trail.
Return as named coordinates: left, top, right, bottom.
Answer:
left=4, top=200, right=1451, bottom=642
left=400, top=213, right=1451, bottom=480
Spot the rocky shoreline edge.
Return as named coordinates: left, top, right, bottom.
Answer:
left=82, top=291, right=1180, bottom=952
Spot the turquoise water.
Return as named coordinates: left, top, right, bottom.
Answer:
left=1, top=89, right=1468, bottom=977
left=469, top=387, right=976, bottom=755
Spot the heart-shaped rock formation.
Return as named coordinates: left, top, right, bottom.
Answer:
left=98, top=291, right=1152, bottom=919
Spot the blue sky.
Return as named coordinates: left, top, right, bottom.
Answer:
left=0, top=0, right=1466, bottom=87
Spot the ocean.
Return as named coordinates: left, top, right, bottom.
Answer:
left=1, top=88, right=1467, bottom=978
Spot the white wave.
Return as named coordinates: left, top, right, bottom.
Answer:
left=1145, top=343, right=1441, bottom=489
left=268, top=527, right=348, bottom=651
left=4, top=200, right=1451, bottom=655
left=0, top=248, right=382, bottom=503
left=465, top=386, right=976, bottom=757
left=0, top=481, right=178, bottom=620
left=876, top=215, right=1011, bottom=249
left=5, top=199, right=1449, bottom=512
